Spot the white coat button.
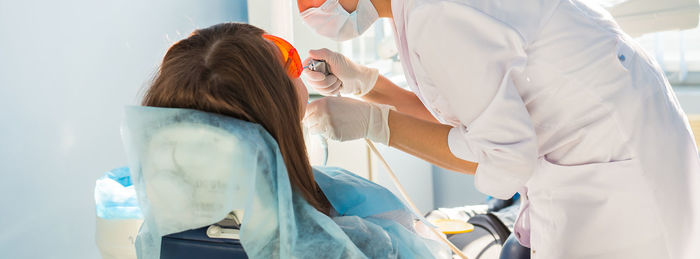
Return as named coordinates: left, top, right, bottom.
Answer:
left=618, top=54, right=626, bottom=62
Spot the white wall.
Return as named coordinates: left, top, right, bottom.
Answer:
left=0, top=1, right=246, bottom=258
left=432, top=168, right=488, bottom=208
left=676, top=87, right=700, bottom=114
left=371, top=145, right=435, bottom=214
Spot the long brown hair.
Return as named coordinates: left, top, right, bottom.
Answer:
left=142, top=23, right=329, bottom=214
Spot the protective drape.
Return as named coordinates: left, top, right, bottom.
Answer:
left=121, top=106, right=448, bottom=258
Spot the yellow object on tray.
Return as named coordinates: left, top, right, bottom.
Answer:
left=688, top=115, right=700, bottom=149
left=430, top=219, right=475, bottom=234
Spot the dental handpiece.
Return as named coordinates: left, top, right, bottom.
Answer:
left=304, top=59, right=331, bottom=76
left=306, top=59, right=341, bottom=97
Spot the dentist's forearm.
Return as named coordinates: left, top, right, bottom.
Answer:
left=387, top=110, right=478, bottom=174
left=362, top=75, right=439, bottom=123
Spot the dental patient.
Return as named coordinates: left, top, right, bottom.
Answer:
left=126, top=22, right=449, bottom=258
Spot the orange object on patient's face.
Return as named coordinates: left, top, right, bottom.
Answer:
left=263, top=34, right=303, bottom=79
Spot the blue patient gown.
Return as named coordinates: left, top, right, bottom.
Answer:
left=314, top=167, right=449, bottom=258
left=121, top=106, right=448, bottom=259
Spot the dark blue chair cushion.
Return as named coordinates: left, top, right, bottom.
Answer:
left=160, top=226, right=248, bottom=259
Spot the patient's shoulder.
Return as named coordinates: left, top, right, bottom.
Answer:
left=312, top=166, right=408, bottom=218
left=311, top=166, right=360, bottom=178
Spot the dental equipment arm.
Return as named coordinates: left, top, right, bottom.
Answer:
left=388, top=110, right=478, bottom=174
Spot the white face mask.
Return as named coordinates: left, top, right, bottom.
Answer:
left=301, top=0, right=379, bottom=41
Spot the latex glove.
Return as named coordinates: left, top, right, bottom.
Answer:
left=303, top=48, right=379, bottom=96
left=304, top=97, right=393, bottom=144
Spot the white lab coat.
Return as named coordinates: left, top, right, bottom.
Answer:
left=390, top=0, right=700, bottom=258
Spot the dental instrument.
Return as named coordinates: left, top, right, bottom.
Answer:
left=304, top=59, right=331, bottom=76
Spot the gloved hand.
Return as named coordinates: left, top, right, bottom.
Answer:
left=303, top=48, right=379, bottom=96
left=304, top=97, right=394, bottom=144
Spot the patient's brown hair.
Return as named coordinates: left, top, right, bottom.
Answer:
left=142, top=23, right=329, bottom=214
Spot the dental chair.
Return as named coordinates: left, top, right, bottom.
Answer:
left=125, top=108, right=256, bottom=259
left=160, top=212, right=247, bottom=259
left=121, top=106, right=320, bottom=258
left=122, top=106, right=450, bottom=259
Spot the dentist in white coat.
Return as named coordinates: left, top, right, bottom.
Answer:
left=298, top=0, right=700, bottom=258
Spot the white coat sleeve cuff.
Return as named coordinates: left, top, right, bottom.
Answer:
left=448, top=126, right=523, bottom=199
left=447, top=126, right=478, bottom=162
left=473, top=163, right=523, bottom=200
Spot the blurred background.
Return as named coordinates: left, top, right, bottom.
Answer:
left=0, top=0, right=698, bottom=258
